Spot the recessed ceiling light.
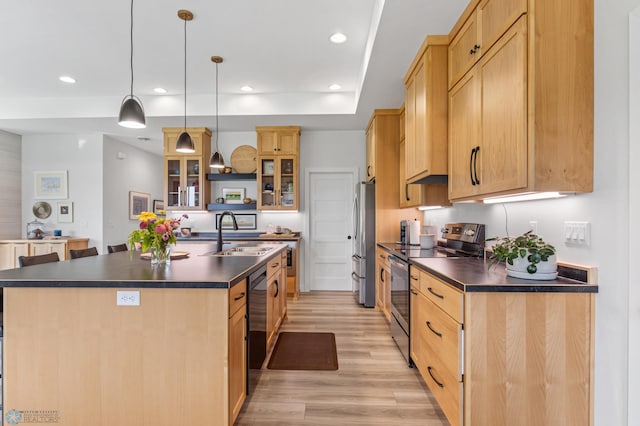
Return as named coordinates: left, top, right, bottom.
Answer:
left=240, top=85, right=254, bottom=92
left=329, top=84, right=341, bottom=91
left=59, top=76, right=76, bottom=84
left=153, top=87, right=168, bottom=94
left=329, top=32, right=347, bottom=44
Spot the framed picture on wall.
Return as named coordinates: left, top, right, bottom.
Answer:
left=57, top=201, right=73, bottom=223
left=34, top=171, right=68, bottom=199
left=129, top=191, right=151, bottom=220
left=215, top=213, right=257, bottom=230
left=153, top=199, right=165, bottom=215
left=222, top=188, right=245, bottom=204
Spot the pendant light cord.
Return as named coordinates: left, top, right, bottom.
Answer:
left=215, top=60, right=219, bottom=151
left=129, top=0, right=134, bottom=96
left=183, top=17, right=187, bottom=130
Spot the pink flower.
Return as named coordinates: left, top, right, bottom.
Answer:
left=162, top=232, right=170, bottom=241
left=155, top=224, right=166, bottom=234
left=139, top=222, right=147, bottom=230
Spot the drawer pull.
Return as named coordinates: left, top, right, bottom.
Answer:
left=234, top=292, right=246, bottom=301
left=427, top=287, right=445, bottom=299
left=426, top=321, right=442, bottom=337
left=427, top=366, right=444, bottom=388
left=271, top=262, right=280, bottom=267
left=410, top=275, right=419, bottom=281
left=410, top=289, right=419, bottom=295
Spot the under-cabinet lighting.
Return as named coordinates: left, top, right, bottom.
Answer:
left=418, top=205, right=446, bottom=211
left=482, top=192, right=569, bottom=204
left=240, top=85, right=254, bottom=92
left=153, top=87, right=168, bottom=94
left=261, top=210, right=299, bottom=214
left=59, top=75, right=76, bottom=84
left=329, top=84, right=341, bottom=91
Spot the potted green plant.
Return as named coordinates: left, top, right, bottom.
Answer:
left=487, top=231, right=558, bottom=279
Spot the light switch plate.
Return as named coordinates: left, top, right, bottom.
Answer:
left=117, top=290, right=140, bottom=306
left=563, top=221, right=590, bottom=246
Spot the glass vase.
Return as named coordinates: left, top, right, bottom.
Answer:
left=150, top=244, right=171, bottom=265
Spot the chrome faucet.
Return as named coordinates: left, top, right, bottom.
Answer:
left=217, top=210, right=238, bottom=252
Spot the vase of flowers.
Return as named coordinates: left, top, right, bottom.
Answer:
left=128, top=211, right=186, bottom=265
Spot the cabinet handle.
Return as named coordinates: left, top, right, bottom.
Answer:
left=426, top=321, right=442, bottom=338
left=473, top=146, right=480, bottom=185
left=427, top=366, right=444, bottom=388
left=405, top=184, right=410, bottom=201
left=410, top=274, right=419, bottom=281
left=469, top=147, right=476, bottom=186
left=469, top=44, right=481, bottom=55
left=271, top=262, right=280, bottom=268
left=380, top=267, right=385, bottom=283
left=367, top=165, right=371, bottom=177
left=427, top=287, right=444, bottom=299
left=410, top=289, right=419, bottom=295
left=234, top=292, right=246, bottom=301
left=274, top=280, right=279, bottom=297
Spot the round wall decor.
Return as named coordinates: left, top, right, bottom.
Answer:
left=230, top=145, right=257, bottom=173
left=32, top=201, right=52, bottom=219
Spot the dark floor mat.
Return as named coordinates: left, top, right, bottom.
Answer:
left=267, top=332, right=338, bottom=370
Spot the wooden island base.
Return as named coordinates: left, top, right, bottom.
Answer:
left=4, top=287, right=235, bottom=426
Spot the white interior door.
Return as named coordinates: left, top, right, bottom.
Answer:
left=306, top=169, right=356, bottom=291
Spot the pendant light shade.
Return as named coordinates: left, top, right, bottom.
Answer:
left=176, top=10, right=195, bottom=153
left=118, top=95, right=146, bottom=128
left=118, top=0, right=146, bottom=129
left=176, top=131, right=194, bottom=153
left=210, top=151, right=225, bottom=168
left=209, top=56, right=225, bottom=168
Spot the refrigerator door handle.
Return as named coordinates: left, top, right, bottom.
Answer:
left=352, top=192, right=359, bottom=242
left=352, top=254, right=362, bottom=261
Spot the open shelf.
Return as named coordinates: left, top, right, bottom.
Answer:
left=206, top=173, right=257, bottom=181
left=207, top=203, right=257, bottom=211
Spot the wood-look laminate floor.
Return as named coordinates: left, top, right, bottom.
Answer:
left=235, top=291, right=448, bottom=425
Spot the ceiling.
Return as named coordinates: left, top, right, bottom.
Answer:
left=0, top=0, right=468, bottom=154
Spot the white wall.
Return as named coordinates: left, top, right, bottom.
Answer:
left=102, top=136, right=163, bottom=251
left=421, top=1, right=640, bottom=423
left=0, top=130, right=21, bottom=239
left=628, top=5, right=640, bottom=425
left=21, top=134, right=104, bottom=249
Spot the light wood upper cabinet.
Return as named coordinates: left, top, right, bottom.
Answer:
left=162, top=127, right=212, bottom=211
left=257, top=126, right=300, bottom=211
left=256, top=126, right=299, bottom=155
left=404, top=36, right=448, bottom=184
left=365, top=120, right=376, bottom=181
left=449, top=18, right=527, bottom=200
left=448, top=0, right=593, bottom=201
left=448, top=0, right=527, bottom=89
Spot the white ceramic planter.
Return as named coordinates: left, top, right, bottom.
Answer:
left=506, top=253, right=558, bottom=280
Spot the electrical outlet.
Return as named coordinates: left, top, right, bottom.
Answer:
left=529, top=221, right=538, bottom=235
left=563, top=221, right=590, bottom=245
left=117, top=290, right=140, bottom=306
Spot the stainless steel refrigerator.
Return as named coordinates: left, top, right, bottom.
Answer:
left=351, top=182, right=375, bottom=307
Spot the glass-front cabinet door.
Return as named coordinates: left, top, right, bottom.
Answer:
left=165, top=156, right=204, bottom=210
left=258, top=155, right=298, bottom=210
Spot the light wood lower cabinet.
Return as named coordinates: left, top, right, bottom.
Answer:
left=266, top=251, right=287, bottom=350
left=0, top=238, right=89, bottom=269
left=228, top=281, right=247, bottom=426
left=375, top=247, right=391, bottom=321
left=410, top=265, right=595, bottom=425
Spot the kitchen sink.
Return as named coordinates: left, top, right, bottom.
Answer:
left=204, top=245, right=278, bottom=257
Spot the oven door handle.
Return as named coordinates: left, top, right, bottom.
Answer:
left=388, top=255, right=408, bottom=271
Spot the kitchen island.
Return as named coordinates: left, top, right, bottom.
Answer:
left=0, top=241, right=286, bottom=426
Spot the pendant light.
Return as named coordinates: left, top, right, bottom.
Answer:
left=175, top=9, right=195, bottom=153
left=118, top=0, right=146, bottom=129
left=209, top=56, right=225, bottom=169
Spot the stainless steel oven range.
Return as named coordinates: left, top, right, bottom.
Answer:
left=389, top=222, right=485, bottom=366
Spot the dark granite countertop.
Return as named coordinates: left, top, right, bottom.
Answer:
left=0, top=241, right=286, bottom=289
left=378, top=242, right=598, bottom=293
left=377, top=241, right=457, bottom=261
